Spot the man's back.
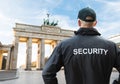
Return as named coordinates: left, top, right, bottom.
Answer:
left=59, top=28, right=117, bottom=84
left=42, top=28, right=119, bottom=84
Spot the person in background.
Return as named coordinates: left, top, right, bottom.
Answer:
left=42, top=7, right=120, bottom=84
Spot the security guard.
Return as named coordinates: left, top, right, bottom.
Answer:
left=42, top=7, right=120, bottom=84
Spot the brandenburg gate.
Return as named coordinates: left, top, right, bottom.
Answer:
left=11, top=23, right=74, bottom=70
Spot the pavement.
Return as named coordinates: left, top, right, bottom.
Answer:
left=0, top=70, right=119, bottom=84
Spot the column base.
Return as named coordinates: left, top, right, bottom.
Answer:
left=24, top=68, right=31, bottom=71
left=36, top=68, right=43, bottom=70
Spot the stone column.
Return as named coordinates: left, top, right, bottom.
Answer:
left=50, top=40, right=58, bottom=53
left=12, top=36, right=19, bottom=70
left=10, top=47, right=14, bottom=70
left=40, top=39, right=45, bottom=69
left=0, top=51, right=3, bottom=70
left=25, top=37, right=32, bottom=70
left=57, top=40, right=61, bottom=45
left=36, top=39, right=41, bottom=70
left=6, top=48, right=11, bottom=70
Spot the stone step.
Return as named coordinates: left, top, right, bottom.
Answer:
left=0, top=70, right=19, bottom=81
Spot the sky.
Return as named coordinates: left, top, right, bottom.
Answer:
left=0, top=0, right=120, bottom=67
left=0, top=0, right=120, bottom=44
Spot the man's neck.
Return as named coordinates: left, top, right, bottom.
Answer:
left=80, top=25, right=93, bottom=28
left=80, top=26, right=94, bottom=28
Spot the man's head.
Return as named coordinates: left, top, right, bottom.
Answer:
left=77, top=7, right=97, bottom=28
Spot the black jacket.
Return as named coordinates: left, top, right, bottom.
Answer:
left=42, top=28, right=120, bottom=84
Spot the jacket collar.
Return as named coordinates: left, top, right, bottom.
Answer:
left=74, top=28, right=101, bottom=36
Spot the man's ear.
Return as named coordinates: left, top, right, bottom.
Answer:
left=78, top=19, right=81, bottom=27
left=93, top=21, right=97, bottom=26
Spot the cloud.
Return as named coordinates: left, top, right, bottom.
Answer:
left=96, top=0, right=120, bottom=18
left=0, top=13, right=13, bottom=42
left=97, top=21, right=120, bottom=34
left=44, top=0, right=63, bottom=7
left=33, top=8, right=77, bottom=30
left=95, top=0, right=120, bottom=37
left=49, top=14, right=77, bottom=30
left=0, top=12, right=25, bottom=44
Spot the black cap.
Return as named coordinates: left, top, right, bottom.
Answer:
left=78, top=7, right=96, bottom=22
